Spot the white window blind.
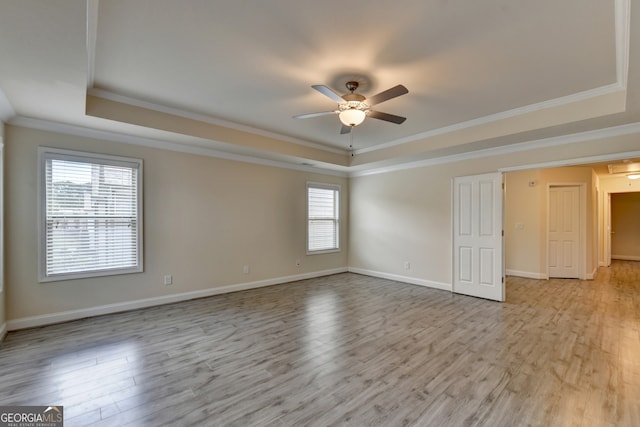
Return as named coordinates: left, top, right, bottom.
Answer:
left=39, top=149, right=143, bottom=281
left=307, top=183, right=340, bottom=253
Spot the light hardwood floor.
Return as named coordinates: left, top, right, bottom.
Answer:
left=1, top=261, right=639, bottom=426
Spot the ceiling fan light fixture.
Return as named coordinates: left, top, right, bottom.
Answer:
left=339, top=108, right=366, bottom=127
left=295, top=81, right=408, bottom=132
left=628, top=173, right=640, bottom=180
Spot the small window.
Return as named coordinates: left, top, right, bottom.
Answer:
left=39, top=148, right=143, bottom=281
left=307, top=182, right=340, bottom=253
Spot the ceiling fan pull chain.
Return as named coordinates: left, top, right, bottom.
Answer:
left=350, top=126, right=355, bottom=157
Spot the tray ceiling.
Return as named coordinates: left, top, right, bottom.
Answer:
left=0, top=0, right=636, bottom=173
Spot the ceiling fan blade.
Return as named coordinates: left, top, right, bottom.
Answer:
left=340, top=124, right=352, bottom=134
left=293, top=111, right=336, bottom=119
left=368, top=110, right=407, bottom=124
left=367, top=85, right=408, bottom=106
left=312, top=85, right=345, bottom=103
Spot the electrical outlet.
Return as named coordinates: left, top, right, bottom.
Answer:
left=404, top=261, right=410, bottom=270
left=243, top=265, right=250, bottom=274
left=164, top=275, right=172, bottom=285
left=296, top=259, right=301, bottom=267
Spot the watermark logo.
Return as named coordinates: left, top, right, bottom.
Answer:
left=0, top=406, right=63, bottom=427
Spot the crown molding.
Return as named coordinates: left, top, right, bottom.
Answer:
left=354, top=82, right=625, bottom=156
left=0, top=89, right=15, bottom=123
left=86, top=0, right=99, bottom=89
left=616, top=0, right=631, bottom=88
left=499, top=150, right=640, bottom=174
left=9, top=116, right=349, bottom=177
left=87, top=88, right=347, bottom=156
left=350, top=122, right=640, bottom=177
left=9, top=115, right=640, bottom=180
left=82, top=1, right=629, bottom=165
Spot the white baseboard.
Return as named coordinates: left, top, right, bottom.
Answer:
left=586, top=267, right=598, bottom=280
left=0, top=322, right=6, bottom=343
left=348, top=267, right=452, bottom=292
left=505, top=269, right=547, bottom=279
left=599, top=261, right=608, bottom=267
left=6, top=268, right=348, bottom=331
left=612, top=255, right=640, bottom=261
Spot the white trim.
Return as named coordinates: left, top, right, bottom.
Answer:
left=86, top=0, right=99, bottom=89
left=348, top=267, right=452, bottom=292
left=615, top=0, right=631, bottom=88
left=586, top=267, right=599, bottom=280
left=505, top=269, right=547, bottom=280
left=0, top=89, right=15, bottom=122
left=0, top=322, right=6, bottom=343
left=9, top=116, right=640, bottom=179
left=10, top=116, right=349, bottom=178
left=6, top=268, right=348, bottom=331
left=351, top=122, right=640, bottom=177
left=500, top=150, right=640, bottom=173
left=88, top=89, right=347, bottom=155
left=355, top=83, right=624, bottom=155
left=612, top=255, right=640, bottom=261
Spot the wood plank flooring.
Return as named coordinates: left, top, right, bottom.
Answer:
left=1, top=261, right=639, bottom=426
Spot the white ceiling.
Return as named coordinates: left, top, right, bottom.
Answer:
left=0, top=0, right=638, bottom=173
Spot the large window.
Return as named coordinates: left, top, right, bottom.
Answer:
left=39, top=148, right=143, bottom=281
left=307, top=182, right=340, bottom=253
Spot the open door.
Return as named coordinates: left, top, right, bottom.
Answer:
left=453, top=172, right=504, bottom=301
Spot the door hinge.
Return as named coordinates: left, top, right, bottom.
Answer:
left=502, top=276, right=504, bottom=283
left=502, top=230, right=504, bottom=236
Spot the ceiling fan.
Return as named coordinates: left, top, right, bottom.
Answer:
left=293, top=81, right=408, bottom=134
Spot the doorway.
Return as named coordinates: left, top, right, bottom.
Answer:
left=609, top=192, right=640, bottom=262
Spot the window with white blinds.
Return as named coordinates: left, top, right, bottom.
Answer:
left=39, top=148, right=143, bottom=281
left=307, top=182, right=340, bottom=253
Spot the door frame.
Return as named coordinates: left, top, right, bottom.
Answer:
left=604, top=192, right=612, bottom=266
left=546, top=183, right=587, bottom=280
left=604, top=189, right=640, bottom=265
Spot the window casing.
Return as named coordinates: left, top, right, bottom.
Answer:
left=39, top=148, right=143, bottom=281
left=307, top=182, right=340, bottom=253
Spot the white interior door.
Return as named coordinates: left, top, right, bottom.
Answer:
left=453, top=172, right=504, bottom=302
left=548, top=186, right=580, bottom=278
